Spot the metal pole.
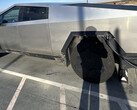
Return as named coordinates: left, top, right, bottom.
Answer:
left=87, top=0, right=88, bottom=3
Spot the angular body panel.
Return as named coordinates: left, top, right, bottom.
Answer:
left=17, top=20, right=51, bottom=55
left=0, top=3, right=137, bottom=56
left=0, top=23, right=22, bottom=51
left=49, top=5, right=137, bottom=55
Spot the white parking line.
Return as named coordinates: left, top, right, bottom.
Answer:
left=0, top=68, right=137, bottom=109
left=60, top=87, right=66, bottom=110
left=6, top=77, right=26, bottom=110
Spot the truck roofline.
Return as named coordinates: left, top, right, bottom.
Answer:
left=1, top=2, right=137, bottom=15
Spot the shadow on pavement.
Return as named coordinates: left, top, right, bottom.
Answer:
left=79, top=68, right=131, bottom=110
left=1, top=55, right=23, bottom=70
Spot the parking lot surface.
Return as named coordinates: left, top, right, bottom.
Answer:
left=0, top=53, right=137, bottom=110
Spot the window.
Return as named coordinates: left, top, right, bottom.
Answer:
left=21, top=7, right=48, bottom=21
left=3, top=7, right=20, bottom=23
left=1, top=6, right=49, bottom=23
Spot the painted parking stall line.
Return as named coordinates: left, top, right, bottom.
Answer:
left=60, top=87, right=66, bottom=110
left=6, top=77, right=26, bottom=110
left=0, top=68, right=137, bottom=110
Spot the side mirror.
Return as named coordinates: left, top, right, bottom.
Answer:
left=0, top=20, right=8, bottom=25
left=2, top=20, right=8, bottom=23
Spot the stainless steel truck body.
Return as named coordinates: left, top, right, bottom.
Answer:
left=0, top=3, right=137, bottom=83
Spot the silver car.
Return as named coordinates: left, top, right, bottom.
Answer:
left=0, top=3, right=137, bottom=83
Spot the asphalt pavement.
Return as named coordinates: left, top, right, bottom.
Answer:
left=0, top=53, right=137, bottom=110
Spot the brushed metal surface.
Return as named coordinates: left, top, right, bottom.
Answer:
left=0, top=3, right=137, bottom=57
left=17, top=20, right=52, bottom=55
left=0, top=23, right=22, bottom=51
left=49, top=5, right=137, bottom=55
left=50, top=17, right=137, bottom=55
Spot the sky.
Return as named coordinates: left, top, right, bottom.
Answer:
left=0, top=0, right=113, bottom=12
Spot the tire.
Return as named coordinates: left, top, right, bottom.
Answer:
left=70, top=37, right=115, bottom=83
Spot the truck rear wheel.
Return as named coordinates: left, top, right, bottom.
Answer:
left=70, top=37, right=115, bottom=83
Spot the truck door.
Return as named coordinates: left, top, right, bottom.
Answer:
left=17, top=6, right=52, bottom=55
left=0, top=6, right=22, bottom=51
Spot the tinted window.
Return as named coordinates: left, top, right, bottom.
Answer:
left=21, top=7, right=48, bottom=21
left=3, top=7, right=20, bottom=23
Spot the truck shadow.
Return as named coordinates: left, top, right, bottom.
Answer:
left=0, top=55, right=23, bottom=70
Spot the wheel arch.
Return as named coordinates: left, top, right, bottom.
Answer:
left=61, top=31, right=119, bottom=67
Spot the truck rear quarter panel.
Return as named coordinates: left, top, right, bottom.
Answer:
left=49, top=5, right=137, bottom=56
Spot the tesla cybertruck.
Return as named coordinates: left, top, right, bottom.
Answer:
left=0, top=3, right=137, bottom=83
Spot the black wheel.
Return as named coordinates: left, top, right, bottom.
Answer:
left=70, top=37, right=115, bottom=83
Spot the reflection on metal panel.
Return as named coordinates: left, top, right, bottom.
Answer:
left=49, top=5, right=137, bottom=55
left=50, top=17, right=137, bottom=54
left=17, top=20, right=52, bottom=55
left=0, top=23, right=22, bottom=51
left=1, top=3, right=137, bottom=56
